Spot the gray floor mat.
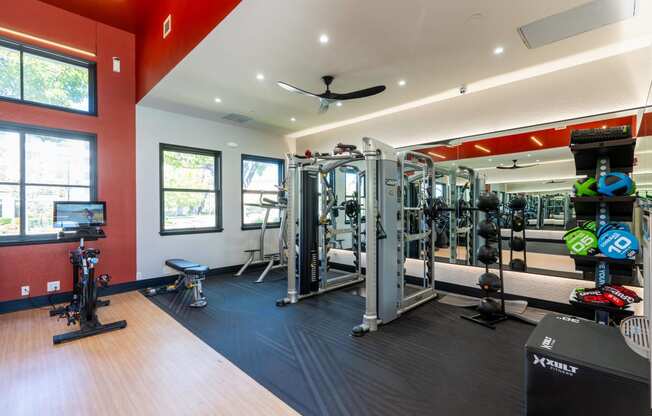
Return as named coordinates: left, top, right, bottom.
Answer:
left=439, top=293, right=549, bottom=324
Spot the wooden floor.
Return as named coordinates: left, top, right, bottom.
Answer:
left=0, top=291, right=298, bottom=416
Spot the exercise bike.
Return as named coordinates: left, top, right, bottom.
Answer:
left=51, top=238, right=127, bottom=344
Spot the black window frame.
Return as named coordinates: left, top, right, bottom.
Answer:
left=159, top=143, right=223, bottom=236
left=0, top=36, right=97, bottom=116
left=0, top=120, right=97, bottom=246
left=241, top=154, right=285, bottom=231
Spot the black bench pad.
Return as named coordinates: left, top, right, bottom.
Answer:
left=165, top=259, right=200, bottom=271
left=185, top=266, right=209, bottom=275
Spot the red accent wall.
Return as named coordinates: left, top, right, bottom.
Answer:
left=0, top=0, right=136, bottom=302
left=640, top=112, right=652, bottom=137
left=135, top=0, right=241, bottom=101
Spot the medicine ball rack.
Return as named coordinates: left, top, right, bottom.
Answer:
left=568, top=129, right=637, bottom=324
left=461, top=195, right=508, bottom=329
left=508, top=199, right=528, bottom=272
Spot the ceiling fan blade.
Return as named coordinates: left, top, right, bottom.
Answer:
left=495, top=166, right=516, bottom=170
left=514, top=163, right=540, bottom=169
left=327, top=85, right=386, bottom=100
left=277, top=81, right=319, bottom=98
left=318, top=98, right=330, bottom=113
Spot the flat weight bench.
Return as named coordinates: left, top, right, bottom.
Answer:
left=143, top=259, right=208, bottom=308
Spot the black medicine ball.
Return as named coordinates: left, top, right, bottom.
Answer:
left=478, top=272, right=501, bottom=292
left=512, top=215, right=525, bottom=232
left=510, top=258, right=526, bottom=272
left=477, top=192, right=500, bottom=212
left=478, top=297, right=500, bottom=316
left=477, top=245, right=499, bottom=265
left=510, top=236, right=525, bottom=252
left=508, top=196, right=527, bottom=211
left=478, top=220, right=498, bottom=240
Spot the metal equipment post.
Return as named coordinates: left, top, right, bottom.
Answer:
left=355, top=137, right=379, bottom=333
left=285, top=155, right=298, bottom=303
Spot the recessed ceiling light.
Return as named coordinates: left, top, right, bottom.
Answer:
left=214, top=97, right=222, bottom=103
left=398, top=79, right=407, bottom=87
left=602, top=125, right=607, bottom=129
left=527, top=153, right=532, bottom=157
left=488, top=158, right=493, bottom=162
left=291, top=117, right=296, bottom=122
left=256, top=73, right=265, bottom=81
left=493, top=46, right=504, bottom=55
left=319, top=34, right=329, bottom=44
left=336, top=101, right=342, bottom=107
left=226, top=142, right=239, bottom=148
left=536, top=160, right=540, bottom=162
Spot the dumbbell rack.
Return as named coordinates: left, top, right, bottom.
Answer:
left=509, top=207, right=527, bottom=272
left=568, top=132, right=637, bottom=324
left=461, top=207, right=508, bottom=329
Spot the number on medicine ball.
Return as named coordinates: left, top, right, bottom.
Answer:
left=608, top=235, right=632, bottom=254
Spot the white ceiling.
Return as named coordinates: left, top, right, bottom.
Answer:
left=140, top=0, right=652, bottom=147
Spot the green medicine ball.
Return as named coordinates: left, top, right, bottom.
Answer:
left=573, top=177, right=598, bottom=197
left=563, top=227, right=598, bottom=256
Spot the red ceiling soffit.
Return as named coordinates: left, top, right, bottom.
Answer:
left=419, top=115, right=637, bottom=161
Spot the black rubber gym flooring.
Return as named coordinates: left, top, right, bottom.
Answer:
left=147, top=270, right=534, bottom=416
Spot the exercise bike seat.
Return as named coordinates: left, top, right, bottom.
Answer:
left=165, top=259, right=200, bottom=271
left=185, top=266, right=209, bottom=275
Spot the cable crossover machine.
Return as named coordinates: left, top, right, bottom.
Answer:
left=277, top=138, right=438, bottom=335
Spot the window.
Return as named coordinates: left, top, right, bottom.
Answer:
left=0, top=37, right=96, bottom=114
left=345, top=171, right=359, bottom=200
left=0, top=122, right=96, bottom=242
left=160, top=144, right=222, bottom=235
left=241, top=155, right=284, bottom=229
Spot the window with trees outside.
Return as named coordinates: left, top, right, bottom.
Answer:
left=0, top=122, right=96, bottom=243
left=0, top=37, right=96, bottom=114
left=160, top=144, right=221, bottom=235
left=241, top=155, right=285, bottom=230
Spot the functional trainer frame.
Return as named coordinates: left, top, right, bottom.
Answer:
left=277, top=147, right=365, bottom=305
left=353, top=138, right=438, bottom=334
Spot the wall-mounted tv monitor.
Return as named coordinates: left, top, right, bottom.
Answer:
left=54, top=201, right=106, bottom=229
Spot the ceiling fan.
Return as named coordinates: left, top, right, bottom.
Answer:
left=496, top=159, right=539, bottom=170
left=277, top=75, right=386, bottom=113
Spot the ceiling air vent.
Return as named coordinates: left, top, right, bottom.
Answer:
left=222, top=113, right=253, bottom=124
left=518, top=0, right=637, bottom=49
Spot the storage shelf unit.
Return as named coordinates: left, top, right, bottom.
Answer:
left=569, top=128, right=636, bottom=324
left=571, top=196, right=636, bottom=222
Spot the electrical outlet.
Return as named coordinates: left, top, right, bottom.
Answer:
left=21, top=286, right=29, bottom=296
left=112, top=57, right=121, bottom=73
left=47, top=281, right=60, bottom=293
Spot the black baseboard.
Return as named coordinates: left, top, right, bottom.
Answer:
left=0, top=262, right=247, bottom=315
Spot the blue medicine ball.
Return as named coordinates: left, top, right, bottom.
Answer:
left=598, top=228, right=639, bottom=259
left=597, top=223, right=630, bottom=238
left=597, top=173, right=634, bottom=196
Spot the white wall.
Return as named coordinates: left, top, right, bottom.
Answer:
left=136, top=106, right=292, bottom=279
